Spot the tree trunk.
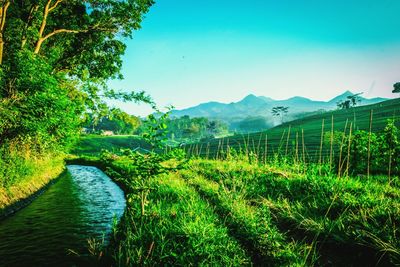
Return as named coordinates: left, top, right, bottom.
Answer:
left=34, top=0, right=69, bottom=54
left=34, top=0, right=53, bottom=54
left=0, top=1, right=10, bottom=65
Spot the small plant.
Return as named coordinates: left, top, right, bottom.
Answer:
left=141, top=108, right=172, bottom=150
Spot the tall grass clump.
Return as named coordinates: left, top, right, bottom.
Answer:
left=188, top=158, right=400, bottom=266
left=102, top=152, right=250, bottom=266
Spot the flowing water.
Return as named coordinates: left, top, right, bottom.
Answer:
left=0, top=165, right=126, bottom=266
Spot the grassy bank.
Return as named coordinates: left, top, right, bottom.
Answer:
left=96, top=152, right=399, bottom=266
left=0, top=154, right=65, bottom=217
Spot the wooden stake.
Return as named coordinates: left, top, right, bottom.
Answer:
left=226, top=138, right=230, bottom=160
left=346, top=122, right=353, bottom=177
left=285, top=125, right=291, bottom=157
left=278, top=129, right=287, bottom=155
left=264, top=133, right=268, bottom=164
left=295, top=131, right=299, bottom=164
left=366, top=109, right=373, bottom=178
left=257, top=133, right=262, bottom=157
left=338, top=119, right=349, bottom=177
left=319, top=119, right=325, bottom=175
left=216, top=140, right=221, bottom=160
left=330, top=115, right=334, bottom=173
left=302, top=129, right=306, bottom=164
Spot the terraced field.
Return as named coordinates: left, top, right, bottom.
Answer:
left=186, top=98, right=400, bottom=161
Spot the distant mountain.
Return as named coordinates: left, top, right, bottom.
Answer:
left=171, top=91, right=388, bottom=124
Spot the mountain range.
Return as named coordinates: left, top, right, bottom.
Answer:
left=170, top=91, right=387, bottom=121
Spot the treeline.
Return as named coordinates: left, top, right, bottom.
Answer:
left=0, top=0, right=154, bottom=188
left=84, top=113, right=229, bottom=142
left=84, top=108, right=141, bottom=135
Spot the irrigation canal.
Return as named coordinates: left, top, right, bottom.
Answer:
left=0, top=165, right=126, bottom=266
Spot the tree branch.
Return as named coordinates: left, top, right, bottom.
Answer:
left=48, top=0, right=63, bottom=12
left=38, top=0, right=52, bottom=39
left=42, top=28, right=83, bottom=42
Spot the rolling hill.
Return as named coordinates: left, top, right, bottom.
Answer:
left=186, top=97, right=400, bottom=161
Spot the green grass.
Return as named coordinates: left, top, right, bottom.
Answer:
left=188, top=159, right=400, bottom=266
left=188, top=98, right=400, bottom=161
left=72, top=135, right=151, bottom=156
left=96, top=153, right=400, bottom=266
left=0, top=153, right=65, bottom=214
left=111, top=172, right=251, bottom=266
left=70, top=115, right=400, bottom=266
left=181, top=169, right=309, bottom=266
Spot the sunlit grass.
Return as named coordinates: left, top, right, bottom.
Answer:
left=0, top=154, right=64, bottom=213
left=112, top=173, right=250, bottom=266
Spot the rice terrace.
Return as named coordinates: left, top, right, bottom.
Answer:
left=0, top=0, right=399, bottom=266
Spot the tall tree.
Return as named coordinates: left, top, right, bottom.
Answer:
left=0, top=0, right=154, bottom=148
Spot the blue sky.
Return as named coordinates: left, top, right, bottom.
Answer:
left=108, top=0, right=400, bottom=116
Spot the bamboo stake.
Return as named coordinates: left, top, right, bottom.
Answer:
left=295, top=131, right=299, bottom=164
left=278, top=129, right=287, bottom=155
left=264, top=133, right=268, bottom=164
left=251, top=138, right=257, bottom=164
left=389, top=112, right=397, bottom=184
left=242, top=134, right=249, bottom=158
left=188, top=144, right=193, bottom=158
left=389, top=148, right=392, bottom=184
left=302, top=129, right=306, bottom=164
left=216, top=140, right=221, bottom=160
left=319, top=119, right=325, bottom=175
left=367, top=109, right=373, bottom=179
left=226, top=138, right=230, bottom=160
left=346, top=122, right=353, bottom=177
left=330, top=115, right=334, bottom=172
left=199, top=143, right=203, bottom=157
left=220, top=138, right=225, bottom=157
left=338, top=119, right=349, bottom=177
left=257, top=133, right=262, bottom=157
left=247, top=133, right=250, bottom=154
left=285, top=125, right=291, bottom=157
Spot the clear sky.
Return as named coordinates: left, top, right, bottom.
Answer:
left=108, top=0, right=400, bottom=116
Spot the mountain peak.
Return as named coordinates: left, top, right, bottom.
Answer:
left=237, top=94, right=266, bottom=105
left=242, top=94, right=259, bottom=101
left=287, top=96, right=310, bottom=101
left=341, top=90, right=355, bottom=96
left=328, top=90, right=356, bottom=103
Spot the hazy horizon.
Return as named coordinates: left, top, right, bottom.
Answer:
left=107, top=0, right=400, bottom=116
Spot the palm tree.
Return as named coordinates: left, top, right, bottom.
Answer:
left=271, top=106, right=289, bottom=123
